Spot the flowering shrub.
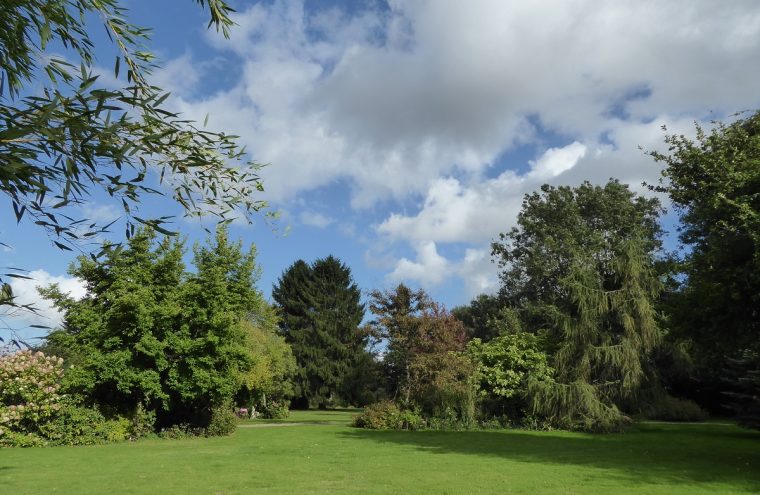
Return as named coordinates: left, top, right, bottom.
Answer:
left=0, top=350, right=66, bottom=443
left=352, top=401, right=425, bottom=430
left=0, top=350, right=138, bottom=447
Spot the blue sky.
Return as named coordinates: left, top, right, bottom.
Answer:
left=3, top=0, right=760, bottom=340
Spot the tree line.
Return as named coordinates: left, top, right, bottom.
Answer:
left=1, top=0, right=758, bottom=444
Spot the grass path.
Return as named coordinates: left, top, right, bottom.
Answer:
left=2, top=411, right=759, bottom=494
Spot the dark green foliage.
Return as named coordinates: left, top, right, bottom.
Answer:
left=493, top=181, right=665, bottom=431
left=724, top=350, right=760, bottom=430
left=452, top=294, right=506, bottom=341
left=651, top=113, right=760, bottom=409
left=641, top=395, right=707, bottom=422
left=42, top=226, right=280, bottom=430
left=492, top=180, right=662, bottom=329
left=272, top=256, right=366, bottom=408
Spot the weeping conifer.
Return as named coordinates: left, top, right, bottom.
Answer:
left=530, top=237, right=662, bottom=431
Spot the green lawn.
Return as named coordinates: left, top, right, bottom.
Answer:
left=2, top=411, right=759, bottom=494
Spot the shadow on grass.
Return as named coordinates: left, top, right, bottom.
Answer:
left=340, top=423, right=760, bottom=489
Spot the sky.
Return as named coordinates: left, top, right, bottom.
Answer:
left=3, top=0, right=760, bottom=340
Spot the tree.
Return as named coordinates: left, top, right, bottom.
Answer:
left=272, top=256, right=366, bottom=408
left=650, top=112, right=760, bottom=409
left=237, top=319, right=296, bottom=413
left=492, top=180, right=662, bottom=328
left=1, top=0, right=266, bottom=337
left=724, top=350, right=760, bottom=430
left=529, top=238, right=662, bottom=431
left=368, top=285, right=475, bottom=422
left=41, top=226, right=272, bottom=428
left=366, top=284, right=433, bottom=403
left=492, top=181, right=665, bottom=431
left=467, top=324, right=553, bottom=419
left=452, top=293, right=505, bottom=342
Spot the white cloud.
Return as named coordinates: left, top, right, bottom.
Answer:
left=182, top=0, right=758, bottom=206
left=299, top=211, right=334, bottom=228
left=4, top=270, right=86, bottom=331
left=155, top=0, right=759, bottom=297
left=457, top=248, right=499, bottom=298
left=528, top=142, right=587, bottom=181
left=377, top=140, right=588, bottom=244
left=386, top=243, right=498, bottom=300
left=81, top=203, right=121, bottom=224
left=387, top=241, right=450, bottom=287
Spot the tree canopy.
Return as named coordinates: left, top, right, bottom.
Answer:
left=492, top=181, right=665, bottom=431
left=1, top=0, right=266, bottom=338
left=650, top=112, right=760, bottom=388
left=272, top=256, right=366, bottom=408
left=41, top=226, right=283, bottom=428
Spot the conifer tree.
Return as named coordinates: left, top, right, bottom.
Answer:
left=529, top=237, right=662, bottom=431
left=272, top=256, right=365, bottom=408
left=493, top=181, right=665, bottom=431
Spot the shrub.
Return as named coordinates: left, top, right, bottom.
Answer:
left=643, top=395, right=708, bottom=422
left=259, top=400, right=289, bottom=419
left=0, top=350, right=66, bottom=438
left=38, top=405, right=107, bottom=445
left=0, top=350, right=141, bottom=447
left=128, top=403, right=157, bottom=439
left=206, top=405, right=238, bottom=437
left=159, top=424, right=204, bottom=439
left=352, top=401, right=425, bottom=430
left=467, top=331, right=553, bottom=419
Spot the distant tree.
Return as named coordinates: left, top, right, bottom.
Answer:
left=0, top=0, right=266, bottom=339
left=41, top=226, right=272, bottom=429
left=368, top=285, right=474, bottom=421
left=492, top=181, right=665, bottom=431
left=406, top=305, right=475, bottom=422
left=650, top=112, right=760, bottom=408
left=452, top=294, right=505, bottom=342
left=366, top=284, right=433, bottom=403
left=723, top=350, right=760, bottom=430
left=237, top=319, right=296, bottom=412
left=272, top=256, right=366, bottom=408
left=492, top=180, right=662, bottom=335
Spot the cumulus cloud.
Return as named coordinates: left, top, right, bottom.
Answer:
left=299, top=211, right=334, bottom=228
left=386, top=243, right=498, bottom=300
left=155, top=0, right=759, bottom=297
left=181, top=0, right=758, bottom=204
left=4, top=270, right=86, bottom=331
left=387, top=241, right=450, bottom=287
left=377, top=140, right=588, bottom=244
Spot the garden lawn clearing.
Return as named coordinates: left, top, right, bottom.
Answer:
left=1, top=411, right=759, bottom=494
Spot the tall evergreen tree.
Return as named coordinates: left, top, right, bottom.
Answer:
left=529, top=238, right=662, bottom=431
left=272, top=256, right=365, bottom=408
left=492, top=181, right=665, bottom=431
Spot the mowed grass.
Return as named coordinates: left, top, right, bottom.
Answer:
left=2, top=411, right=759, bottom=494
